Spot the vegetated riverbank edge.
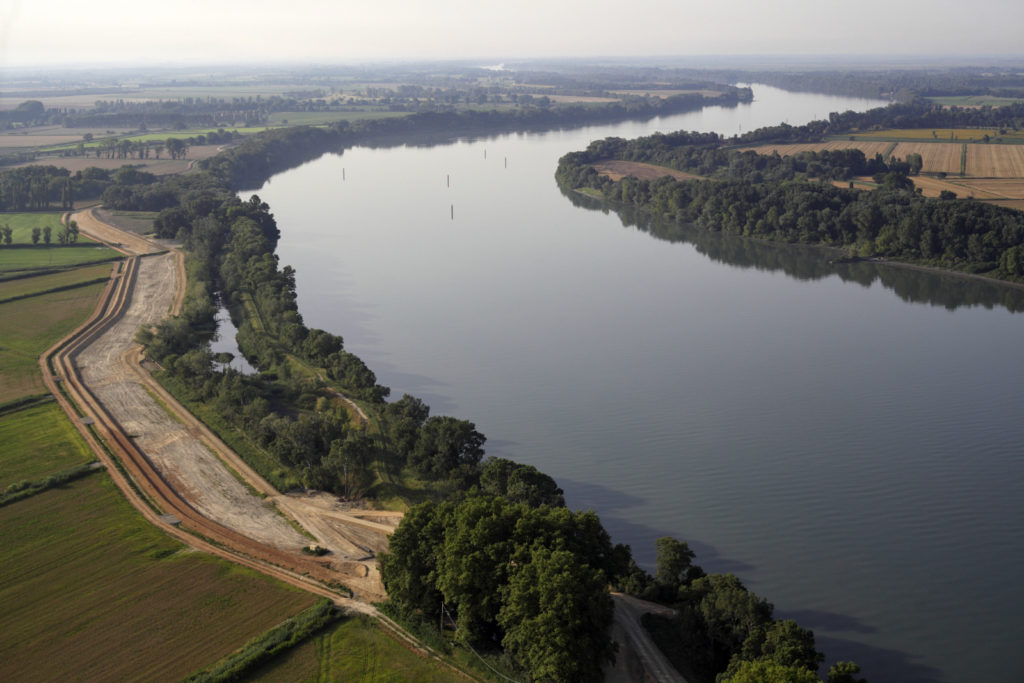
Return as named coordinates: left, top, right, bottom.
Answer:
left=571, top=186, right=1024, bottom=295
left=554, top=99, right=1024, bottom=310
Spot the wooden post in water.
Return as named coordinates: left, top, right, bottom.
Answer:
left=447, top=174, right=450, bottom=187
left=484, top=149, right=487, bottom=160
left=343, top=168, right=346, bottom=180
left=504, top=157, right=507, bottom=168
left=450, top=204, right=453, bottom=220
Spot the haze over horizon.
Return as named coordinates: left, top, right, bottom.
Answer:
left=3, top=0, right=1023, bottom=70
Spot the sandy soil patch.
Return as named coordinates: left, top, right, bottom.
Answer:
left=271, top=491, right=401, bottom=601
left=73, top=208, right=162, bottom=255
left=594, top=159, right=702, bottom=182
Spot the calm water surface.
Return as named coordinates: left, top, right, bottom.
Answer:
left=250, top=86, right=1024, bottom=682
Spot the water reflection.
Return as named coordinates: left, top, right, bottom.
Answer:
left=209, top=302, right=257, bottom=375
left=563, top=187, right=1024, bottom=314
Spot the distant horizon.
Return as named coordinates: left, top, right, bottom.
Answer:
left=4, top=0, right=1024, bottom=70
left=3, top=53, right=1024, bottom=77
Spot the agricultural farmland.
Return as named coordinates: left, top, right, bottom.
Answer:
left=0, top=401, right=95, bottom=488
left=0, top=265, right=112, bottom=402
left=248, top=614, right=459, bottom=682
left=0, top=475, right=316, bottom=682
left=966, top=143, right=1024, bottom=176
left=891, top=142, right=963, bottom=176
left=738, top=140, right=894, bottom=159
left=846, top=127, right=1024, bottom=143
left=742, top=132, right=1024, bottom=204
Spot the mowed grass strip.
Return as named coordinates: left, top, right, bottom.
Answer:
left=0, top=402, right=95, bottom=488
left=0, top=274, right=108, bottom=402
left=0, top=262, right=112, bottom=301
left=0, top=475, right=316, bottom=682
left=0, top=245, right=117, bottom=273
left=249, top=613, right=460, bottom=682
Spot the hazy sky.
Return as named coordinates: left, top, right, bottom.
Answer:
left=3, top=0, right=1024, bottom=68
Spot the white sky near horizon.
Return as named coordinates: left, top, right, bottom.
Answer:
left=2, top=0, right=1023, bottom=69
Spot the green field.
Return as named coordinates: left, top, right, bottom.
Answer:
left=926, top=95, right=1024, bottom=107
left=0, top=268, right=108, bottom=401
left=0, top=211, right=66, bottom=243
left=249, top=614, right=459, bottom=682
left=0, top=261, right=110, bottom=301
left=0, top=245, right=117, bottom=272
left=0, top=401, right=95, bottom=488
left=266, top=110, right=411, bottom=126
left=0, top=475, right=316, bottom=681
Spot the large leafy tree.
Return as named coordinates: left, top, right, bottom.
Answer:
left=380, top=495, right=618, bottom=680
left=498, top=546, right=616, bottom=681
left=410, top=416, right=485, bottom=479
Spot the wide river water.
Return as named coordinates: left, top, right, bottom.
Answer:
left=247, top=85, right=1024, bottom=682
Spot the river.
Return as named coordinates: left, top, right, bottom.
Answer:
left=248, top=85, right=1024, bottom=682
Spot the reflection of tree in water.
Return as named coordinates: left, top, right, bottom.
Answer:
left=562, top=187, right=1024, bottom=314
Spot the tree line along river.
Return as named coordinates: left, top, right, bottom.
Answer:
left=240, top=85, right=1024, bottom=683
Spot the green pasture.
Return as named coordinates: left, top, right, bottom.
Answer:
left=926, top=95, right=1024, bottom=107
left=0, top=262, right=110, bottom=301
left=249, top=613, right=459, bottom=682
left=266, top=110, right=411, bottom=126
left=0, top=212, right=66, bottom=244
left=0, top=271, right=108, bottom=401
left=0, top=245, right=117, bottom=273
left=0, top=401, right=95, bottom=489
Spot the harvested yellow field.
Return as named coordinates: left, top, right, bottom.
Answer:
left=594, top=160, right=703, bottom=182
left=547, top=94, right=620, bottom=103
left=610, top=89, right=724, bottom=98
left=0, top=134, right=88, bottom=149
left=849, top=128, right=1024, bottom=143
left=739, top=141, right=893, bottom=158
left=909, top=176, right=1004, bottom=199
left=955, top=178, right=1024, bottom=199
left=966, top=144, right=1024, bottom=177
left=891, top=142, right=962, bottom=175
